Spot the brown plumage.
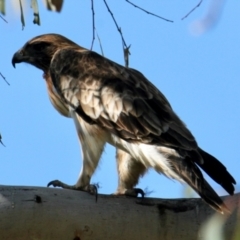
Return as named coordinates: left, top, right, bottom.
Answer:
left=12, top=34, right=235, bottom=213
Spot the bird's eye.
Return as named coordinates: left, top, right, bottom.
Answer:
left=19, top=49, right=24, bottom=56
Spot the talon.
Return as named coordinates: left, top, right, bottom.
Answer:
left=113, top=188, right=145, bottom=198
left=47, top=180, right=99, bottom=201
left=135, top=188, right=145, bottom=198
left=47, top=180, right=59, bottom=187
left=125, top=188, right=145, bottom=198
left=85, top=184, right=98, bottom=201
left=47, top=180, right=74, bottom=189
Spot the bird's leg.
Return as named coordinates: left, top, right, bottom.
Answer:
left=113, top=149, right=147, bottom=198
left=47, top=139, right=104, bottom=196
left=47, top=111, right=107, bottom=199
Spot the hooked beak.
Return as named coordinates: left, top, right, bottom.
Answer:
left=12, top=49, right=26, bottom=68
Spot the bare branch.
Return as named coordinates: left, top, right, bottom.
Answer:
left=103, top=0, right=130, bottom=67
left=0, top=72, right=10, bottom=85
left=0, top=133, right=5, bottom=147
left=89, top=2, right=104, bottom=56
left=102, top=0, right=128, bottom=49
left=96, top=30, right=104, bottom=56
left=123, top=44, right=131, bottom=68
left=125, top=0, right=173, bottom=23
left=182, top=0, right=203, bottom=20
left=90, top=0, right=95, bottom=50
left=0, top=186, right=239, bottom=240
left=0, top=14, right=7, bottom=23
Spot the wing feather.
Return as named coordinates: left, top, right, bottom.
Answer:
left=50, top=48, right=199, bottom=153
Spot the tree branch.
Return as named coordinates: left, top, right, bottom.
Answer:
left=103, top=0, right=130, bottom=67
left=96, top=30, right=104, bottom=56
left=102, top=0, right=128, bottom=49
left=123, top=43, right=130, bottom=68
left=125, top=0, right=173, bottom=23
left=90, top=0, right=95, bottom=50
left=182, top=0, right=203, bottom=20
left=0, top=133, right=5, bottom=146
left=0, top=72, right=10, bottom=85
left=0, top=186, right=238, bottom=240
left=0, top=14, right=7, bottom=23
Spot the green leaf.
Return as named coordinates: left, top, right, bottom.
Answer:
left=44, top=0, right=64, bottom=12
left=31, top=0, right=40, bottom=25
left=0, top=0, right=5, bottom=15
left=19, top=0, right=25, bottom=30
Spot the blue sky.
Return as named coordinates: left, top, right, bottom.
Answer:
left=0, top=1, right=239, bottom=199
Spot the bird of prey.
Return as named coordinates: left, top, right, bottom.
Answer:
left=12, top=34, right=235, bottom=213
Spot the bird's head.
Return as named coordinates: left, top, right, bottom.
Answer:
left=12, top=33, right=80, bottom=72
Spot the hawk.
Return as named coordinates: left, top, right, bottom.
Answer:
left=12, top=34, right=235, bottom=213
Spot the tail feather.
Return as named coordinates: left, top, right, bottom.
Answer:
left=171, top=157, right=229, bottom=214
left=198, top=148, right=236, bottom=195
left=197, top=179, right=230, bottom=214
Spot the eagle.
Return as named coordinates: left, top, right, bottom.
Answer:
left=12, top=33, right=235, bottom=213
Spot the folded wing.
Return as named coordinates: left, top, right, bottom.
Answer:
left=50, top=48, right=198, bottom=153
